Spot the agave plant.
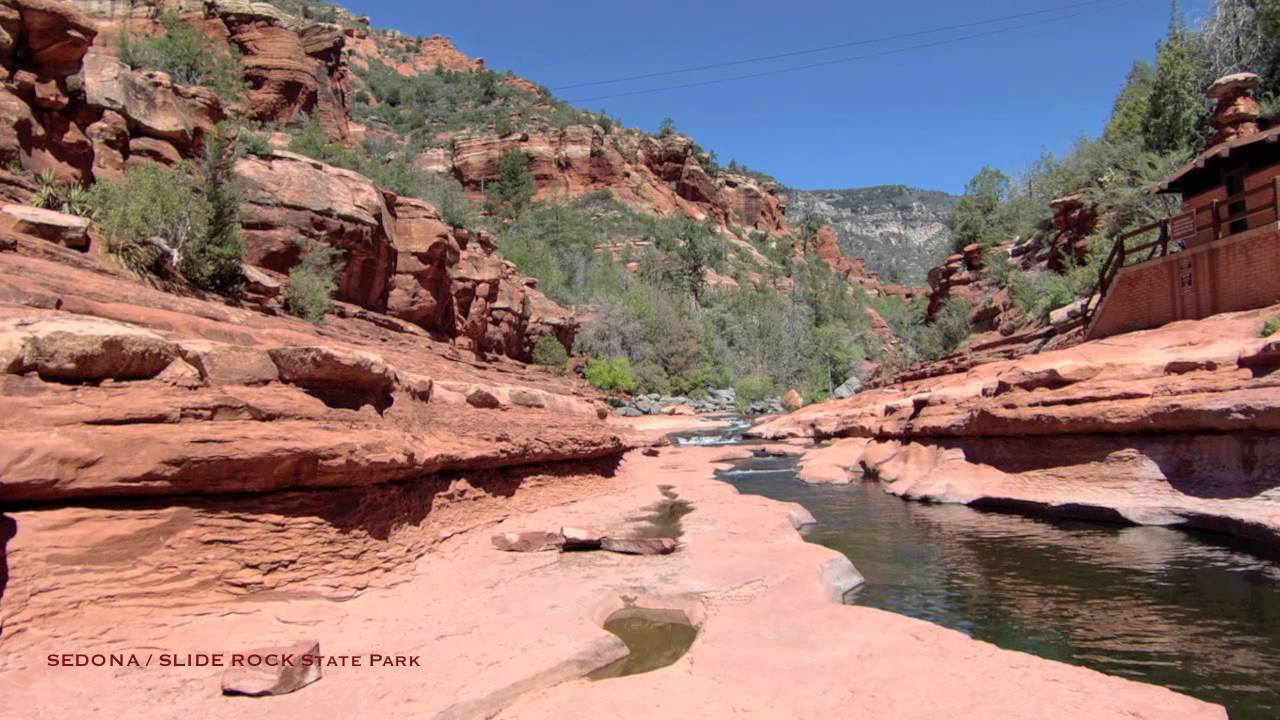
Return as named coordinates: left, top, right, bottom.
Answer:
left=30, top=170, right=93, bottom=217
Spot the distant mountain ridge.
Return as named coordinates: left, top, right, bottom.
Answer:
left=789, top=185, right=958, bottom=285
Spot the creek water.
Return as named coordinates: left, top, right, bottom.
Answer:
left=677, top=425, right=1280, bottom=719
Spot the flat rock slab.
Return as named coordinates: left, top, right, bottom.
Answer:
left=492, top=531, right=564, bottom=552
left=0, top=204, right=90, bottom=250
left=560, top=526, right=604, bottom=551
left=599, top=537, right=677, bottom=555
left=220, top=639, right=322, bottom=697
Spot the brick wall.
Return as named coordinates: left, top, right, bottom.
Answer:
left=1087, top=224, right=1280, bottom=339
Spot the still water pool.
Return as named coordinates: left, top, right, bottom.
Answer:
left=716, top=450, right=1280, bottom=719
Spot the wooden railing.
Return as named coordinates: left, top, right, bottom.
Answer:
left=1080, top=176, right=1280, bottom=332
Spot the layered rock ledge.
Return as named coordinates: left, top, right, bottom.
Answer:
left=756, top=304, right=1280, bottom=549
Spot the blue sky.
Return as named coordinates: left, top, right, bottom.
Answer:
left=339, top=0, right=1212, bottom=194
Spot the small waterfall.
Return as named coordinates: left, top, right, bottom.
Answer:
left=668, top=417, right=752, bottom=446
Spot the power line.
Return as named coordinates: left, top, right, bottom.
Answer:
left=553, top=0, right=1122, bottom=92
left=565, top=2, right=1141, bottom=104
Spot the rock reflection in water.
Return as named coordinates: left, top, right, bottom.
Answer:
left=719, top=455, right=1280, bottom=720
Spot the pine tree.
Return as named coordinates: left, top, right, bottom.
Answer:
left=1104, top=60, right=1156, bottom=144
left=948, top=166, right=1010, bottom=251
left=180, top=127, right=245, bottom=294
left=486, top=149, right=535, bottom=218
left=1142, top=2, right=1206, bottom=155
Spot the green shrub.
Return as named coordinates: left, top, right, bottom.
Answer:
left=632, top=360, right=672, bottom=396
left=1262, top=316, right=1280, bottom=338
left=180, top=130, right=244, bottom=294
left=933, top=298, right=973, bottom=353
left=583, top=356, right=638, bottom=393
left=1011, top=270, right=1076, bottom=324
left=531, top=333, right=569, bottom=371
left=115, top=11, right=245, bottom=101
left=88, top=162, right=210, bottom=276
left=733, top=375, right=775, bottom=411
left=418, top=174, right=478, bottom=228
left=284, top=244, right=344, bottom=323
left=237, top=127, right=272, bottom=156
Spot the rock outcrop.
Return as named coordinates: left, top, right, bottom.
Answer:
left=235, top=150, right=575, bottom=360
left=449, top=129, right=789, bottom=236
left=0, top=229, right=620, bottom=505
left=754, top=304, right=1280, bottom=549
left=66, top=0, right=351, bottom=140
left=790, top=184, right=958, bottom=285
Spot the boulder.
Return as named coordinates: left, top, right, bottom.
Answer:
left=220, top=639, right=322, bottom=697
left=491, top=531, right=563, bottom=553
left=179, top=342, right=279, bottom=386
left=82, top=54, right=222, bottom=153
left=465, top=387, right=501, bottom=409
left=126, top=136, right=182, bottom=166
left=1, top=315, right=177, bottom=382
left=600, top=537, right=678, bottom=555
left=236, top=152, right=395, bottom=312
left=6, top=0, right=96, bottom=77
left=782, top=388, right=803, bottom=412
left=560, top=526, right=604, bottom=551
left=0, top=204, right=89, bottom=249
left=832, top=376, right=861, bottom=399
left=268, top=346, right=397, bottom=406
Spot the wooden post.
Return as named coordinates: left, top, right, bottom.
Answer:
left=1211, top=199, right=1221, bottom=240
left=1273, top=176, right=1280, bottom=225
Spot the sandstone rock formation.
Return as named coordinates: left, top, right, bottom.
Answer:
left=448, top=129, right=789, bottom=236
left=0, top=224, right=621, bottom=506
left=66, top=0, right=351, bottom=140
left=234, top=150, right=575, bottom=360
left=1206, top=71, right=1261, bottom=149
left=754, top=304, right=1280, bottom=549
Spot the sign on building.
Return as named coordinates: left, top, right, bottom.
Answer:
left=1170, top=211, right=1197, bottom=243
left=1178, top=257, right=1194, bottom=294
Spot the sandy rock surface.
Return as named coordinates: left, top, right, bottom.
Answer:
left=0, top=447, right=1223, bottom=720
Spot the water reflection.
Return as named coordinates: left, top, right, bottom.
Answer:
left=719, top=454, right=1280, bottom=720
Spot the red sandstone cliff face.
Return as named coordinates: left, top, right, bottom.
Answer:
left=447, top=129, right=791, bottom=236
left=234, top=150, right=576, bottom=360
left=0, top=0, right=574, bottom=362
left=65, top=0, right=352, bottom=139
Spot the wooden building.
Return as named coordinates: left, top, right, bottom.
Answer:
left=1083, top=73, right=1280, bottom=340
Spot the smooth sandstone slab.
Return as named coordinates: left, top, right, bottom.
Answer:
left=0, top=448, right=1225, bottom=720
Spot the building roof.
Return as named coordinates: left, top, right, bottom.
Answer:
left=1158, top=124, right=1280, bottom=194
